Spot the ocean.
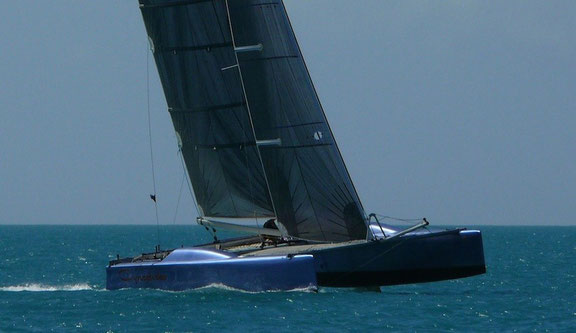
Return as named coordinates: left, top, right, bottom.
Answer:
left=0, top=225, right=574, bottom=332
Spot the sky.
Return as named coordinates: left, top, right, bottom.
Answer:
left=1, top=1, right=575, bottom=226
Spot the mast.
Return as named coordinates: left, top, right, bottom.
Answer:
left=222, top=0, right=284, bottom=235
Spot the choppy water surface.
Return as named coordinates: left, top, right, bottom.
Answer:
left=0, top=225, right=574, bottom=332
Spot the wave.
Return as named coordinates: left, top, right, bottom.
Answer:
left=137, top=283, right=318, bottom=294
left=196, top=283, right=318, bottom=294
left=0, top=283, right=94, bottom=292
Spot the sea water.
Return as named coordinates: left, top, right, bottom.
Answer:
left=0, top=225, right=574, bottom=332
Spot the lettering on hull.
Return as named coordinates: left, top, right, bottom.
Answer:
left=119, top=269, right=167, bottom=283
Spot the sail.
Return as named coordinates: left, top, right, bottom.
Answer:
left=226, top=0, right=368, bottom=241
left=138, top=0, right=368, bottom=242
left=139, top=0, right=275, bottom=219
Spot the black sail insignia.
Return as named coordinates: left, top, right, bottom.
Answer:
left=139, top=0, right=368, bottom=241
left=139, top=0, right=274, bottom=219
left=226, top=0, right=367, bottom=241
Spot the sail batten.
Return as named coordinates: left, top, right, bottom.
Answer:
left=140, top=0, right=213, bottom=9
left=156, top=42, right=234, bottom=53
left=169, top=102, right=246, bottom=114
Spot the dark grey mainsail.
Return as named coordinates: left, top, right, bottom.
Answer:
left=139, top=0, right=368, bottom=241
left=139, top=0, right=274, bottom=220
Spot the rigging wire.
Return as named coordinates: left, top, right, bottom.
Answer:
left=177, top=151, right=217, bottom=241
left=164, top=151, right=187, bottom=248
left=178, top=150, right=199, bottom=217
left=373, top=215, right=424, bottom=223
left=371, top=214, right=432, bottom=234
left=172, top=160, right=186, bottom=225
left=146, top=42, right=161, bottom=249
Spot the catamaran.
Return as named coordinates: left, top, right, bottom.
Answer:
left=106, top=0, right=486, bottom=292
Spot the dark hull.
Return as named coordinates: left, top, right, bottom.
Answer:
left=310, top=229, right=486, bottom=287
left=318, top=266, right=486, bottom=287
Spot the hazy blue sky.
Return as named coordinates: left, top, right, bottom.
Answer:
left=1, top=1, right=575, bottom=226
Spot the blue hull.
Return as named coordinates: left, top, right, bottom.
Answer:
left=106, top=251, right=317, bottom=292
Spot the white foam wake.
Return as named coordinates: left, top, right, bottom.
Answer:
left=0, top=283, right=94, bottom=292
left=180, top=283, right=317, bottom=294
